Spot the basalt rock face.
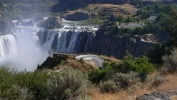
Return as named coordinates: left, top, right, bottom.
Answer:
left=0, top=21, right=8, bottom=32
left=38, top=17, right=63, bottom=29
left=0, top=21, right=13, bottom=32
left=37, top=54, right=68, bottom=69
left=37, top=26, right=156, bottom=59
left=85, top=27, right=156, bottom=58
left=64, top=12, right=90, bottom=21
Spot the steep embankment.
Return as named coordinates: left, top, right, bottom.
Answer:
left=37, top=54, right=96, bottom=72
left=85, top=26, right=156, bottom=58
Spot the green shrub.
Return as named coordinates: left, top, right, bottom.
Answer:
left=46, top=67, right=87, bottom=100
left=88, top=69, right=109, bottom=83
left=1, top=84, right=33, bottom=100
left=79, top=58, right=84, bottom=63
left=113, top=71, right=141, bottom=89
left=99, top=80, right=118, bottom=93
left=150, top=74, right=164, bottom=88
left=15, top=70, right=49, bottom=100
left=162, top=48, right=177, bottom=72
left=99, top=71, right=141, bottom=93
left=118, top=54, right=155, bottom=74
left=0, top=67, right=49, bottom=100
left=89, top=54, right=154, bottom=84
left=0, top=2, right=3, bottom=9
left=88, top=63, right=111, bottom=84
left=0, top=67, right=15, bottom=96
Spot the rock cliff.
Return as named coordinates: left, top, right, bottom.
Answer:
left=38, top=17, right=63, bottom=29
left=37, top=25, right=156, bottom=59
left=84, top=27, right=156, bottom=58
left=0, top=21, right=14, bottom=32
left=64, top=11, right=90, bottom=21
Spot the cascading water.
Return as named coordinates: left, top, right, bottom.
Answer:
left=0, top=19, right=98, bottom=71
left=37, top=28, right=90, bottom=53
left=0, top=26, right=48, bottom=71
left=0, top=34, right=17, bottom=58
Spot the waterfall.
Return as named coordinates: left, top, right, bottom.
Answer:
left=0, top=34, right=17, bottom=58
left=37, top=28, right=91, bottom=53
left=0, top=19, right=98, bottom=71
left=0, top=26, right=48, bottom=71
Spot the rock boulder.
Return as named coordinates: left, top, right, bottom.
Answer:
left=64, top=12, right=90, bottom=21
left=38, top=17, right=63, bottom=29
left=136, top=93, right=171, bottom=100
left=0, top=21, right=8, bottom=32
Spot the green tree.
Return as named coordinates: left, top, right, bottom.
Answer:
left=0, top=2, right=3, bottom=9
left=166, top=6, right=177, bottom=47
left=115, top=15, right=126, bottom=23
left=156, top=13, right=168, bottom=27
left=134, top=0, right=139, bottom=7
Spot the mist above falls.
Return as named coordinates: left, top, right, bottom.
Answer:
left=0, top=19, right=98, bottom=71
left=0, top=27, right=48, bottom=71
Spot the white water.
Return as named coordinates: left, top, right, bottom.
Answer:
left=0, top=19, right=98, bottom=71
left=0, top=34, right=17, bottom=58
left=0, top=26, right=48, bottom=71
left=38, top=29, right=82, bottom=53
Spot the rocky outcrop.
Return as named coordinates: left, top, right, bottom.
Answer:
left=64, top=12, right=90, bottom=21
left=136, top=92, right=177, bottom=100
left=33, top=17, right=44, bottom=22
left=0, top=21, right=15, bottom=32
left=136, top=93, right=171, bottom=100
left=38, top=17, right=63, bottom=29
left=84, top=26, right=156, bottom=58
left=109, top=14, right=116, bottom=21
left=21, top=21, right=35, bottom=26
left=37, top=54, right=68, bottom=69
left=0, top=21, right=8, bottom=32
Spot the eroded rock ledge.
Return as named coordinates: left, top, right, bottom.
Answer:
left=63, top=11, right=90, bottom=21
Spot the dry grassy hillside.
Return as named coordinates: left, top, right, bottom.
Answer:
left=87, top=72, right=177, bottom=100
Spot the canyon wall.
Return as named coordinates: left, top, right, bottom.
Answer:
left=38, top=26, right=156, bottom=59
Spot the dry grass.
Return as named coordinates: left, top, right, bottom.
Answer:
left=153, top=74, right=177, bottom=92
left=83, top=3, right=137, bottom=15
left=99, top=55, right=120, bottom=63
left=87, top=72, right=177, bottom=100
left=53, top=55, right=95, bottom=72
left=66, top=3, right=138, bottom=16
left=87, top=87, right=151, bottom=100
